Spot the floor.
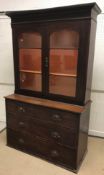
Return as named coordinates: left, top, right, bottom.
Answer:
left=0, top=122, right=6, bottom=132
left=0, top=131, right=104, bottom=175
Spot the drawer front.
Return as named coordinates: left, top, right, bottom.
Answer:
left=6, top=99, right=79, bottom=129
left=7, top=128, right=76, bottom=170
left=7, top=113, right=78, bottom=148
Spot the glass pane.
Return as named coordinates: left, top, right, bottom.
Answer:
left=19, top=49, right=41, bottom=71
left=50, top=30, right=79, bottom=48
left=49, top=29, right=79, bottom=97
left=50, top=49, right=78, bottom=75
left=50, top=75, right=76, bottom=96
left=20, top=72, right=41, bottom=91
left=18, top=33, right=42, bottom=92
left=19, top=33, right=41, bottom=48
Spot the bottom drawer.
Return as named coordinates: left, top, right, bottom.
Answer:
left=7, top=129, right=77, bottom=170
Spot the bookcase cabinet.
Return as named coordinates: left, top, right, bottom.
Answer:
left=5, top=3, right=101, bottom=172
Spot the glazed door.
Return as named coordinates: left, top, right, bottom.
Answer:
left=13, top=21, right=84, bottom=103
left=48, top=22, right=80, bottom=101
left=19, top=32, right=42, bottom=92
left=13, top=24, right=44, bottom=94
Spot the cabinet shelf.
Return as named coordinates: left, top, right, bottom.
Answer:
left=19, top=48, right=78, bottom=50
left=50, top=72, right=77, bottom=77
left=20, top=70, right=76, bottom=77
left=19, top=48, right=41, bottom=49
left=20, top=70, right=41, bottom=74
left=49, top=48, right=79, bottom=50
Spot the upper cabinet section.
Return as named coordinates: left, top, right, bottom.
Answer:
left=6, top=3, right=101, bottom=105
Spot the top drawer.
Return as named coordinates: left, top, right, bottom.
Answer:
left=6, top=99, right=79, bottom=129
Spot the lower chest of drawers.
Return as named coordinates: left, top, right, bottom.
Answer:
left=7, top=112, right=78, bottom=148
left=7, top=128, right=76, bottom=170
left=5, top=98, right=90, bottom=173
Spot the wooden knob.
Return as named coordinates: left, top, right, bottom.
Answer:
left=51, top=131, right=61, bottom=139
left=52, top=114, right=62, bottom=121
left=51, top=150, right=59, bottom=157
left=18, top=138, right=24, bottom=144
left=18, top=106, right=25, bottom=112
left=19, top=121, right=25, bottom=126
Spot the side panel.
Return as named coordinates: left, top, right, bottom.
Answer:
left=85, top=19, right=97, bottom=103
left=77, top=103, right=91, bottom=168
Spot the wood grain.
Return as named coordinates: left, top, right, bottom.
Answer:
left=5, top=94, right=90, bottom=113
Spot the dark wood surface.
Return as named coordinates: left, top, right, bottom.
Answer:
left=5, top=3, right=101, bottom=173
left=85, top=19, right=97, bottom=103
left=6, top=98, right=79, bottom=129
left=6, top=3, right=101, bottom=23
left=6, top=99, right=79, bottom=149
left=5, top=95, right=91, bottom=172
left=7, top=113, right=78, bottom=148
left=11, top=19, right=97, bottom=105
left=5, top=94, right=88, bottom=113
left=7, top=128, right=77, bottom=170
left=6, top=3, right=101, bottom=105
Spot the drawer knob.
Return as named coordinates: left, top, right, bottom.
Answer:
left=18, top=138, right=24, bottom=144
left=51, top=131, right=61, bottom=139
left=51, top=150, right=59, bottom=157
left=52, top=114, right=62, bottom=121
left=19, top=121, right=25, bottom=126
left=18, top=106, right=25, bottom=112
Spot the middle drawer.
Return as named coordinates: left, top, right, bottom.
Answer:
left=7, top=113, right=78, bottom=148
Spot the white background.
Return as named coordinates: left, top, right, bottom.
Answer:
left=0, top=0, right=104, bottom=137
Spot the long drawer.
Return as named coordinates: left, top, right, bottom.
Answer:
left=7, top=128, right=77, bottom=170
left=6, top=99, right=79, bottom=130
left=7, top=113, right=78, bottom=148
